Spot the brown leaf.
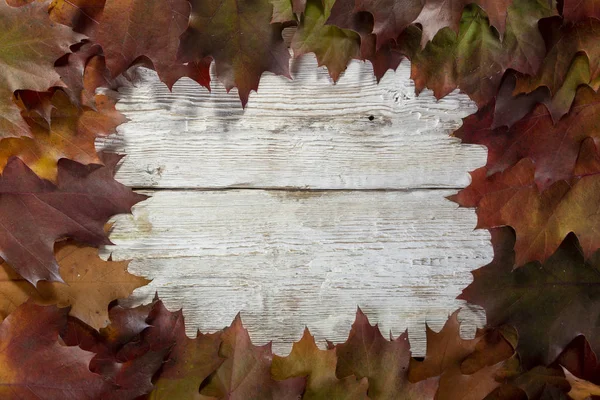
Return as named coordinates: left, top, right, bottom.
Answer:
left=0, top=0, right=84, bottom=138
left=95, top=0, right=193, bottom=88
left=0, top=240, right=148, bottom=329
left=0, top=302, right=113, bottom=399
left=272, top=327, right=367, bottom=399
left=0, top=153, right=146, bottom=285
left=202, top=314, right=306, bottom=399
left=0, top=90, right=126, bottom=182
left=49, top=0, right=106, bottom=35
left=408, top=310, right=479, bottom=382
left=454, top=86, right=600, bottom=192
left=459, top=227, right=600, bottom=367
left=334, top=308, right=437, bottom=399
left=562, top=367, right=600, bottom=400
left=179, top=0, right=290, bottom=106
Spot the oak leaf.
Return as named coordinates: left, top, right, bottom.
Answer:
left=292, top=0, right=361, bottom=82
left=0, top=302, right=113, bottom=399
left=0, top=153, right=146, bottom=285
left=410, top=5, right=505, bottom=106
left=454, top=86, right=600, bottom=191
left=0, top=240, right=148, bottom=329
left=64, top=299, right=183, bottom=399
left=414, top=0, right=517, bottom=48
left=95, top=0, right=192, bottom=85
left=514, top=18, right=600, bottom=97
left=459, top=227, right=600, bottom=367
left=0, top=91, right=126, bottom=181
left=202, top=314, right=306, bottom=399
left=454, top=137, right=600, bottom=265
left=334, top=308, right=437, bottom=399
left=0, top=0, right=84, bottom=139
left=272, top=327, right=368, bottom=399
left=347, top=0, right=423, bottom=49
left=49, top=0, right=105, bottom=35
left=563, top=0, right=600, bottom=24
left=179, top=0, right=290, bottom=106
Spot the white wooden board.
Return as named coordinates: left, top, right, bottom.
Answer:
left=100, top=56, right=491, bottom=356
left=99, top=56, right=485, bottom=190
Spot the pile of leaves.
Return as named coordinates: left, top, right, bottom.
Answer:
left=0, top=0, right=599, bottom=398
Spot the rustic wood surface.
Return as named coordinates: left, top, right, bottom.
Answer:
left=98, top=55, right=492, bottom=356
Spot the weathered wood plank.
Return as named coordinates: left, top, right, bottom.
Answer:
left=106, top=189, right=491, bottom=355
left=98, top=56, right=484, bottom=190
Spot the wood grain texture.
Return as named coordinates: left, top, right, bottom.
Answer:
left=105, top=189, right=491, bottom=355
left=101, top=55, right=491, bottom=356
left=98, top=57, right=485, bottom=190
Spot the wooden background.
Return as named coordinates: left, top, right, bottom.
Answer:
left=98, top=55, right=492, bottom=356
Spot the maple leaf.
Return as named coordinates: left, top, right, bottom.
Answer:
left=502, top=0, right=557, bottom=76
left=0, top=302, right=113, bottom=399
left=454, top=137, right=600, bottom=265
left=0, top=153, right=146, bottom=285
left=563, top=0, right=600, bottom=24
left=178, top=0, right=290, bottom=106
left=63, top=299, right=183, bottom=399
left=0, top=0, right=84, bottom=139
left=0, top=91, right=126, bottom=182
left=95, top=0, right=193, bottom=85
left=201, top=314, right=305, bottom=399
left=326, top=0, right=420, bottom=81
left=410, top=5, right=505, bottom=106
left=408, top=311, right=514, bottom=400
left=49, top=0, right=106, bottom=35
left=514, top=18, right=600, bottom=97
left=408, top=310, right=479, bottom=381
left=351, top=0, right=423, bottom=49
left=55, top=42, right=133, bottom=109
left=552, top=336, right=600, bottom=388
left=414, top=0, right=519, bottom=48
left=454, top=86, right=600, bottom=191
left=292, top=0, right=361, bottom=82
left=459, top=227, right=600, bottom=367
left=0, top=240, right=148, bottom=329
left=334, top=308, right=437, bottom=399
left=272, top=327, right=368, bottom=399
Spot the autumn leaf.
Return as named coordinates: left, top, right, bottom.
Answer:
left=0, top=90, right=126, bottom=181
left=0, top=153, right=146, bottom=285
left=334, top=308, right=437, bottom=399
left=459, top=227, right=600, bottom=368
left=514, top=18, right=600, bottom=97
left=502, top=0, right=557, bottom=76
left=453, top=136, right=600, bottom=265
left=410, top=5, right=505, bottom=106
left=0, top=0, right=84, bottom=139
left=408, top=311, right=513, bottom=400
left=454, top=86, right=600, bottom=191
left=202, top=314, right=306, bottom=399
left=179, top=0, right=290, bottom=106
left=95, top=0, right=193, bottom=88
left=292, top=0, right=360, bottom=82
left=414, top=0, right=518, bottom=48
left=0, top=302, right=113, bottom=399
left=49, top=0, right=106, bottom=35
left=553, top=336, right=600, bottom=388
left=408, top=310, right=479, bottom=382
left=563, top=0, right=600, bottom=24
left=55, top=42, right=133, bottom=109
left=326, top=0, right=419, bottom=81
left=272, top=327, right=367, bottom=399
left=562, top=367, right=600, bottom=400
left=350, top=0, right=423, bottom=49
left=0, top=240, right=148, bottom=329
left=64, top=299, right=183, bottom=399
